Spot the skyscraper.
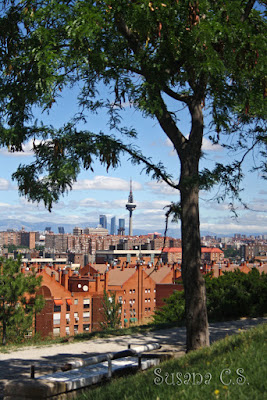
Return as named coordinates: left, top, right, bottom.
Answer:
left=118, top=219, right=125, bottom=235
left=110, top=216, right=116, bottom=235
left=58, top=226, right=65, bottom=234
left=99, top=215, right=107, bottom=229
left=125, top=179, right=136, bottom=236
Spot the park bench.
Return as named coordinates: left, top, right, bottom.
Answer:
left=4, top=343, right=163, bottom=400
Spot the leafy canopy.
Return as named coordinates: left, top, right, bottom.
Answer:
left=0, top=0, right=266, bottom=210
left=0, top=256, right=44, bottom=344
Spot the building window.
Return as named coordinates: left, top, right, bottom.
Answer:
left=145, top=289, right=147, bottom=293
left=133, top=289, right=135, bottom=293
left=66, top=313, right=70, bottom=324
left=129, top=289, right=132, bottom=294
left=83, top=311, right=90, bottom=322
left=118, top=296, right=122, bottom=303
left=53, top=313, right=61, bottom=325
left=148, top=289, right=150, bottom=293
left=74, top=325, right=78, bottom=334
left=74, top=312, right=79, bottom=323
left=154, top=289, right=156, bottom=293
left=65, top=326, right=70, bottom=336
left=54, top=305, right=61, bottom=313
left=74, top=299, right=78, bottom=305
left=53, top=327, right=60, bottom=336
left=145, top=299, right=147, bottom=303
left=145, top=308, right=147, bottom=312
left=83, top=298, right=90, bottom=309
left=83, top=324, right=90, bottom=332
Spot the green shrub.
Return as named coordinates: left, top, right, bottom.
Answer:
left=154, top=269, right=267, bottom=324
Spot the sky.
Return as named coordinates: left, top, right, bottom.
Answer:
left=0, top=84, right=266, bottom=237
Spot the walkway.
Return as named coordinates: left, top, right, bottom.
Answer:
left=0, top=317, right=266, bottom=399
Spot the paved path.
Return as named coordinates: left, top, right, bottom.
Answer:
left=0, top=317, right=266, bottom=399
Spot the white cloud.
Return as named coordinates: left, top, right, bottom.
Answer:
left=0, top=139, right=47, bottom=157
left=165, top=137, right=222, bottom=156
left=202, top=138, right=222, bottom=151
left=146, top=180, right=179, bottom=196
left=137, top=200, right=170, bottom=210
left=0, top=178, right=14, bottom=190
left=73, top=176, right=142, bottom=191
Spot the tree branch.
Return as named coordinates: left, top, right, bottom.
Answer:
left=163, top=86, right=191, bottom=104
left=241, top=0, right=256, bottom=22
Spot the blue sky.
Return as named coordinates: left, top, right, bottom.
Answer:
left=0, top=85, right=266, bottom=236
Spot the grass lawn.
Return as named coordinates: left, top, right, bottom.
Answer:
left=77, top=323, right=267, bottom=400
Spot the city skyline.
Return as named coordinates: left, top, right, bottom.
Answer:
left=0, top=85, right=266, bottom=236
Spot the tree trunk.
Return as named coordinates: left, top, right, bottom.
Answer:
left=180, top=179, right=210, bottom=351
left=2, top=318, right=6, bottom=346
left=179, top=100, right=209, bottom=352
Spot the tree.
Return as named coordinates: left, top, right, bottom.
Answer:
left=0, top=1, right=266, bottom=351
left=100, top=290, right=122, bottom=330
left=0, top=256, right=44, bottom=345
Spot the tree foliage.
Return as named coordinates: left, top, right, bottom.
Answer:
left=0, top=0, right=265, bottom=206
left=100, top=289, right=122, bottom=330
left=0, top=256, right=44, bottom=345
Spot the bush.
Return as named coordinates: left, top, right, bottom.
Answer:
left=153, top=269, right=267, bottom=324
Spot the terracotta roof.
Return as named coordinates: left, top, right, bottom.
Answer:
left=108, top=268, right=136, bottom=286
left=209, top=262, right=267, bottom=277
left=146, top=265, right=173, bottom=284
left=201, top=248, right=224, bottom=253
left=91, top=264, right=109, bottom=274
left=162, top=247, right=182, bottom=253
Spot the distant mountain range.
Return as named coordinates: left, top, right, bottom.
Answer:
left=0, top=218, right=264, bottom=238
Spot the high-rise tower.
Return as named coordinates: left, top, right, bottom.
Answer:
left=110, top=216, right=116, bottom=235
left=125, top=179, right=136, bottom=236
left=99, top=215, right=107, bottom=229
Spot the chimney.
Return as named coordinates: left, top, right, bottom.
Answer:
left=96, top=274, right=101, bottom=292
left=63, top=270, right=69, bottom=290
left=105, top=270, right=109, bottom=291
left=58, top=268, right=62, bottom=284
